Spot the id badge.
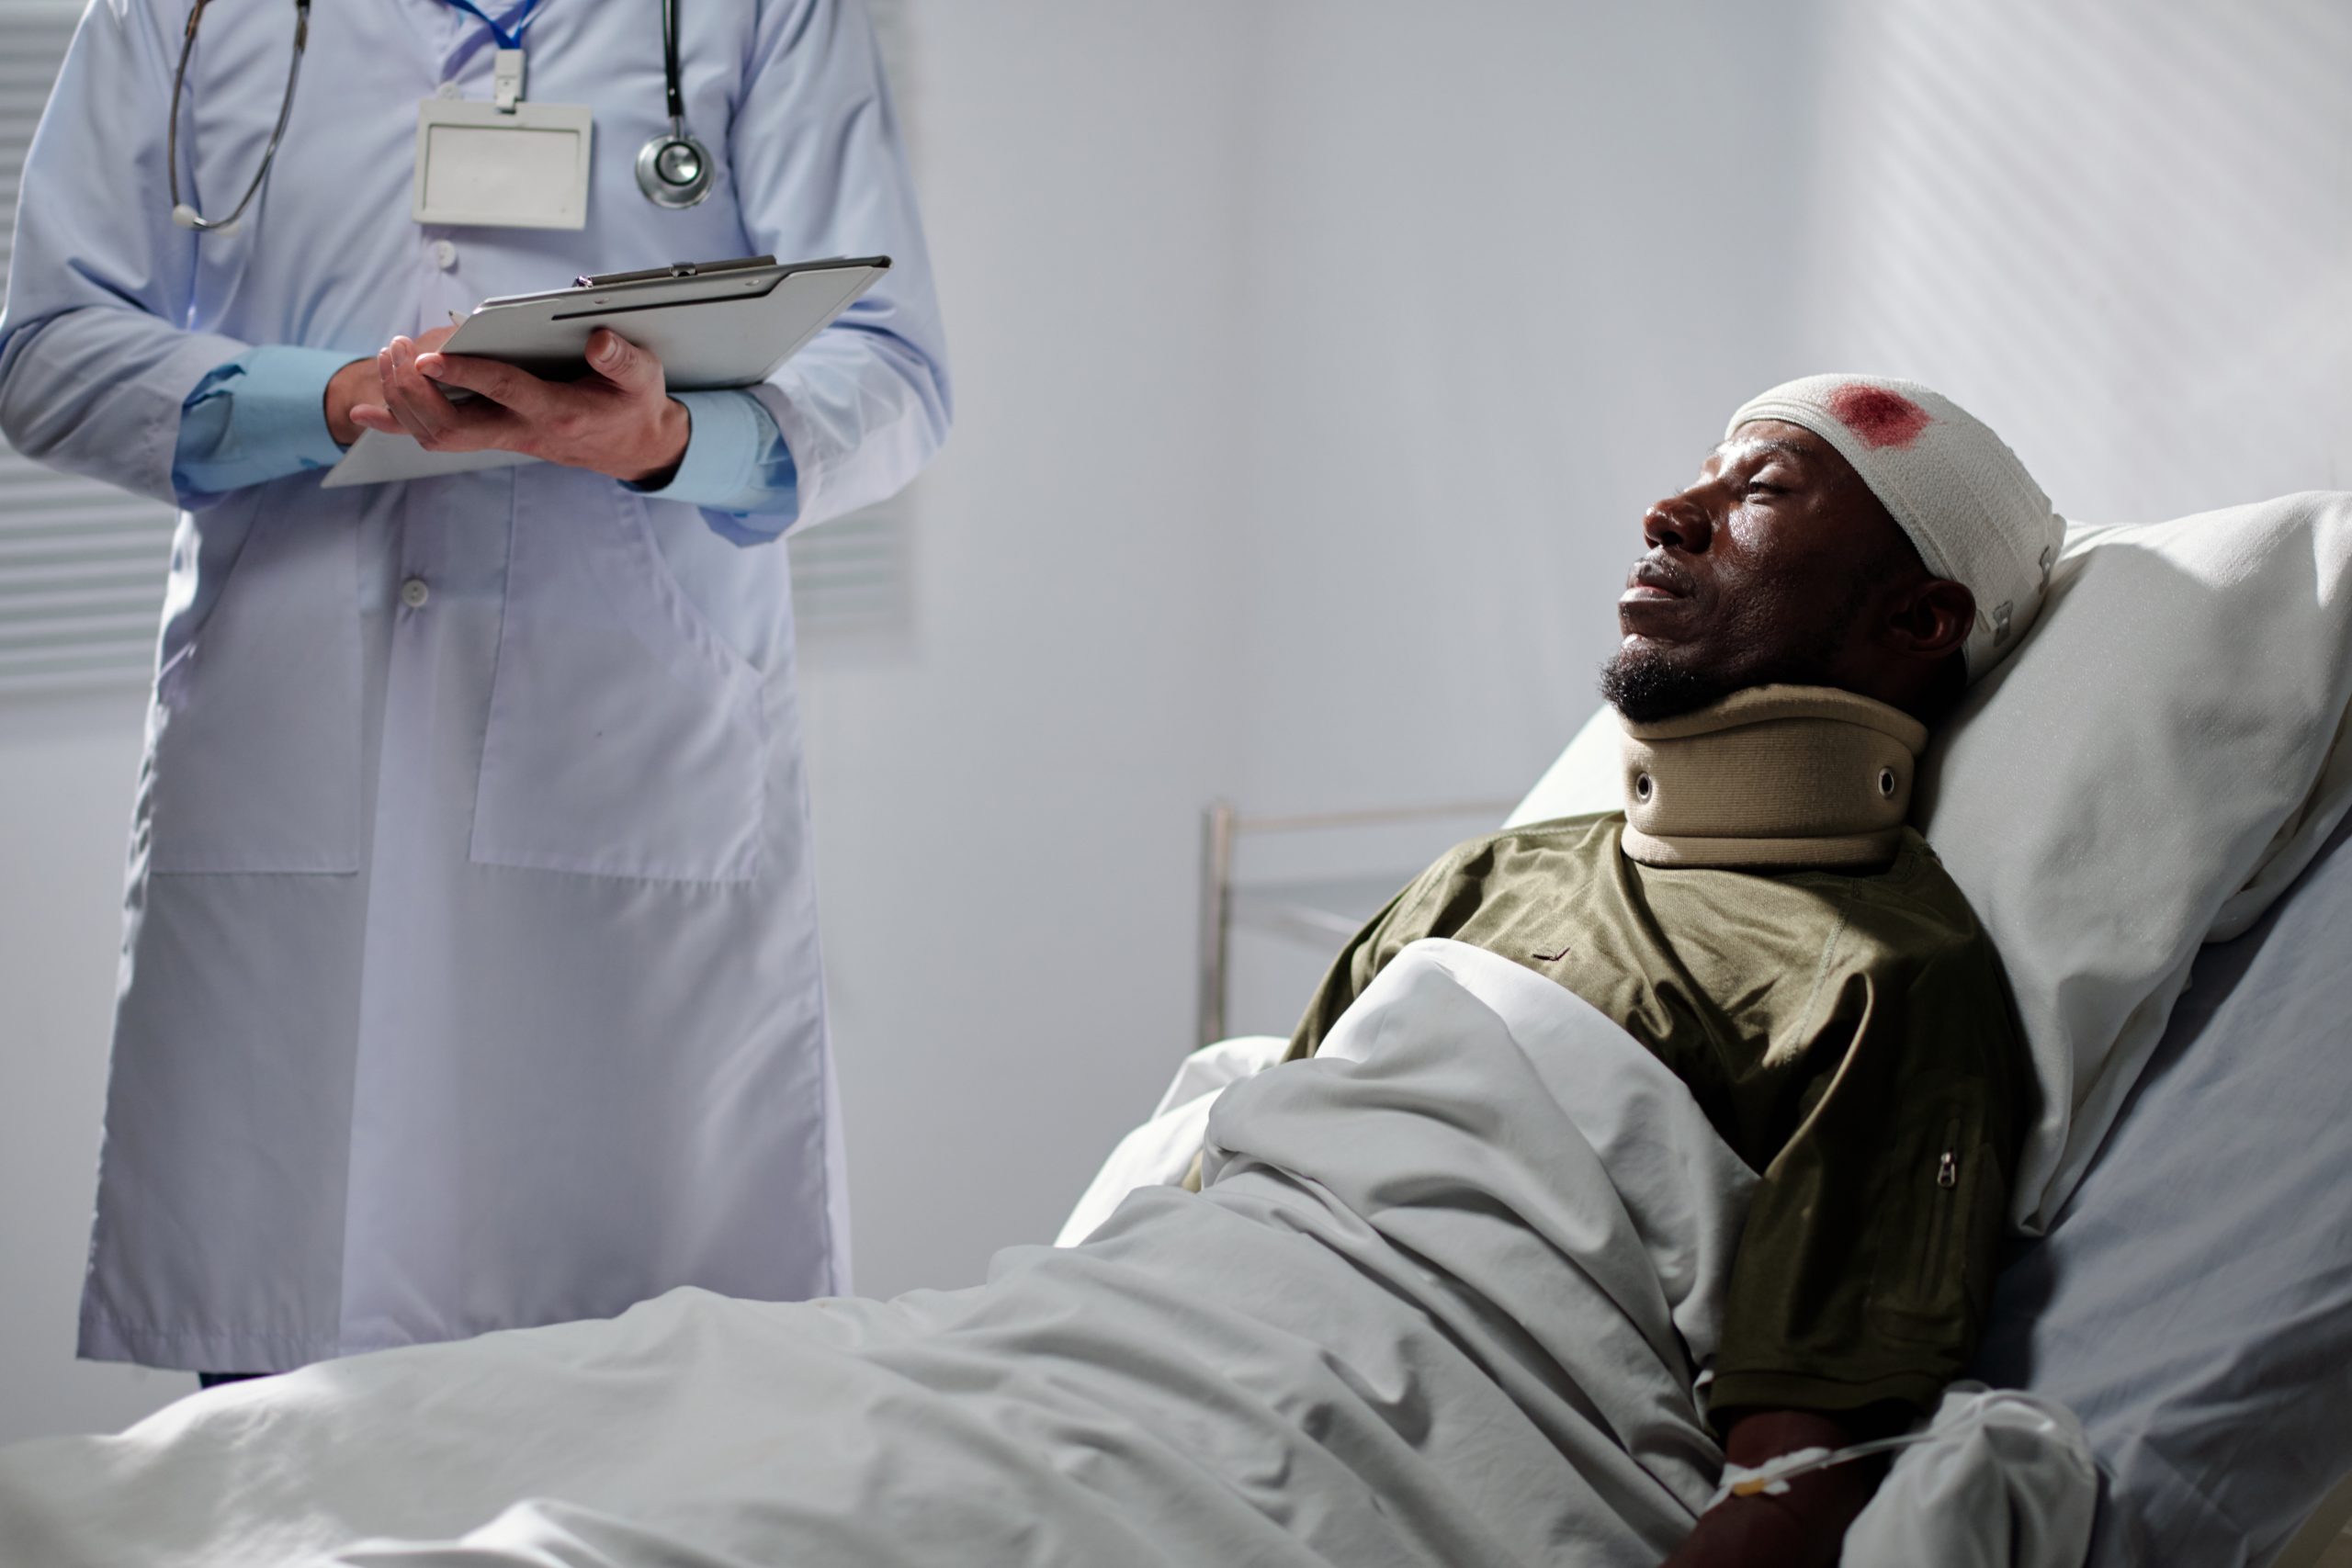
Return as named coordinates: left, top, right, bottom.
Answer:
left=413, top=95, right=594, bottom=230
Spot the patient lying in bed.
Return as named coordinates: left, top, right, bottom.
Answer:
left=0, top=377, right=2056, bottom=1568
left=1261, top=373, right=2048, bottom=1568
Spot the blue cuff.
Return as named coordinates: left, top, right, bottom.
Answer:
left=173, top=344, right=356, bottom=499
left=630, top=389, right=802, bottom=543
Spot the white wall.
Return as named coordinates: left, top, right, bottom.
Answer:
left=1224, top=2, right=1825, bottom=818
left=799, top=0, right=1255, bottom=1299
left=1795, top=0, right=2352, bottom=522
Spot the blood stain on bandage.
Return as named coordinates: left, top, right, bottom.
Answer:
left=1826, top=383, right=1931, bottom=448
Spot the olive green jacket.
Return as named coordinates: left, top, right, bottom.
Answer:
left=1284, top=812, right=2029, bottom=1426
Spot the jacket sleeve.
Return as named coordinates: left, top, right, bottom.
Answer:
left=629, top=389, right=802, bottom=532
left=721, top=0, right=953, bottom=535
left=173, top=345, right=351, bottom=498
left=0, top=0, right=255, bottom=506
left=1706, top=942, right=2027, bottom=1427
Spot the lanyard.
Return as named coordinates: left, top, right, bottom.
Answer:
left=439, top=0, right=543, bottom=51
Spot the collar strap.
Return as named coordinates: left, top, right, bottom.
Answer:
left=1617, top=684, right=1929, bottom=870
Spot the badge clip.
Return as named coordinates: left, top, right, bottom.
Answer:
left=492, top=48, right=526, bottom=113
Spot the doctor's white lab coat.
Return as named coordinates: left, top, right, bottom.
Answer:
left=0, top=0, right=949, bottom=1372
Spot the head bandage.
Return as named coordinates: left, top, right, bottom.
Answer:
left=1726, top=375, right=2064, bottom=681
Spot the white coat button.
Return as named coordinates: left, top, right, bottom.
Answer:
left=401, top=577, right=431, bottom=609
left=436, top=81, right=462, bottom=100
left=432, top=239, right=458, bottom=270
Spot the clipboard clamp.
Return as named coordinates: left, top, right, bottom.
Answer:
left=571, top=255, right=779, bottom=288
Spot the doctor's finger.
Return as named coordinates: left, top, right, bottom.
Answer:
left=378, top=345, right=457, bottom=444
left=381, top=343, right=506, bottom=450
left=584, top=330, right=662, bottom=395
left=355, top=393, right=513, bottom=441
left=374, top=349, right=439, bottom=443
left=387, top=338, right=485, bottom=425
left=415, top=353, right=552, bottom=417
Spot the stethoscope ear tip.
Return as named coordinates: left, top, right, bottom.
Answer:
left=172, top=205, right=238, bottom=235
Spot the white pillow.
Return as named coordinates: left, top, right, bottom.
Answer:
left=1505, top=705, right=1621, bottom=827
left=1055, top=1035, right=1288, bottom=1247
left=1512, top=492, right=2352, bottom=1232
left=1925, top=493, right=2352, bottom=1228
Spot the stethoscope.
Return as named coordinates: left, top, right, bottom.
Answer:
left=638, top=0, right=715, bottom=209
left=167, top=0, right=714, bottom=234
left=168, top=0, right=309, bottom=231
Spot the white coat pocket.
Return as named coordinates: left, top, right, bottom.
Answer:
left=147, top=490, right=364, bottom=874
left=469, top=477, right=767, bottom=883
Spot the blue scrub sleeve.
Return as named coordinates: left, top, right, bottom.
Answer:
left=629, top=389, right=803, bottom=546
left=172, top=344, right=356, bottom=498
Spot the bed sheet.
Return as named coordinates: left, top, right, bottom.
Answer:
left=0, top=943, right=1753, bottom=1568
left=1972, top=814, right=2352, bottom=1568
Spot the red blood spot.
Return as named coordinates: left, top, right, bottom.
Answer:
left=1826, top=382, right=1931, bottom=448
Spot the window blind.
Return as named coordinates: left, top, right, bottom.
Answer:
left=0, top=0, right=922, bottom=699
left=0, top=2, right=177, bottom=697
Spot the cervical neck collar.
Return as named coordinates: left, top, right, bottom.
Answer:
left=1616, top=684, right=1930, bottom=870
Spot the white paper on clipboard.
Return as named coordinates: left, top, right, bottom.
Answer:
left=322, top=254, right=889, bottom=489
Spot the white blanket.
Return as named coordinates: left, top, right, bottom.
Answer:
left=0, top=942, right=2087, bottom=1566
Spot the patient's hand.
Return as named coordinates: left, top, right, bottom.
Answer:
left=1659, top=1410, right=1884, bottom=1568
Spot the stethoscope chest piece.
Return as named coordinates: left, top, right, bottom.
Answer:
left=636, top=127, right=715, bottom=209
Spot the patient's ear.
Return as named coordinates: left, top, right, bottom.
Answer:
left=1887, top=578, right=1974, bottom=660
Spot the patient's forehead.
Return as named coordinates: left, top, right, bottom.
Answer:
left=1703, top=421, right=1831, bottom=476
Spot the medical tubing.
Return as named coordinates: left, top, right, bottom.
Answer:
left=1705, top=1404, right=1995, bottom=1509
left=438, top=0, right=545, bottom=52
left=1740, top=1431, right=1935, bottom=1486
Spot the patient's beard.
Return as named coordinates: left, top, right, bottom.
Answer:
left=1598, top=647, right=1747, bottom=724
left=1599, top=615, right=1853, bottom=723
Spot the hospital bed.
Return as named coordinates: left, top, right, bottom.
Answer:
left=1137, top=490, right=2352, bottom=1567
left=1162, top=786, right=2352, bottom=1568
left=1191, top=796, right=1514, bottom=1049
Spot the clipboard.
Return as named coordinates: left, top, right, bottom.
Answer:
left=322, top=254, right=890, bottom=489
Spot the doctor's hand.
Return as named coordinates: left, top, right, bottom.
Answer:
left=348, top=328, right=692, bottom=487
left=324, top=326, right=456, bottom=446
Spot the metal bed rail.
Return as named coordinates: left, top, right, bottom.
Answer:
left=1194, top=797, right=1518, bottom=1050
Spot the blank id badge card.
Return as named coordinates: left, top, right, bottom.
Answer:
left=413, top=50, right=593, bottom=231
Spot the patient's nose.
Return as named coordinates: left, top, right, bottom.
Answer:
left=1643, top=495, right=1712, bottom=553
